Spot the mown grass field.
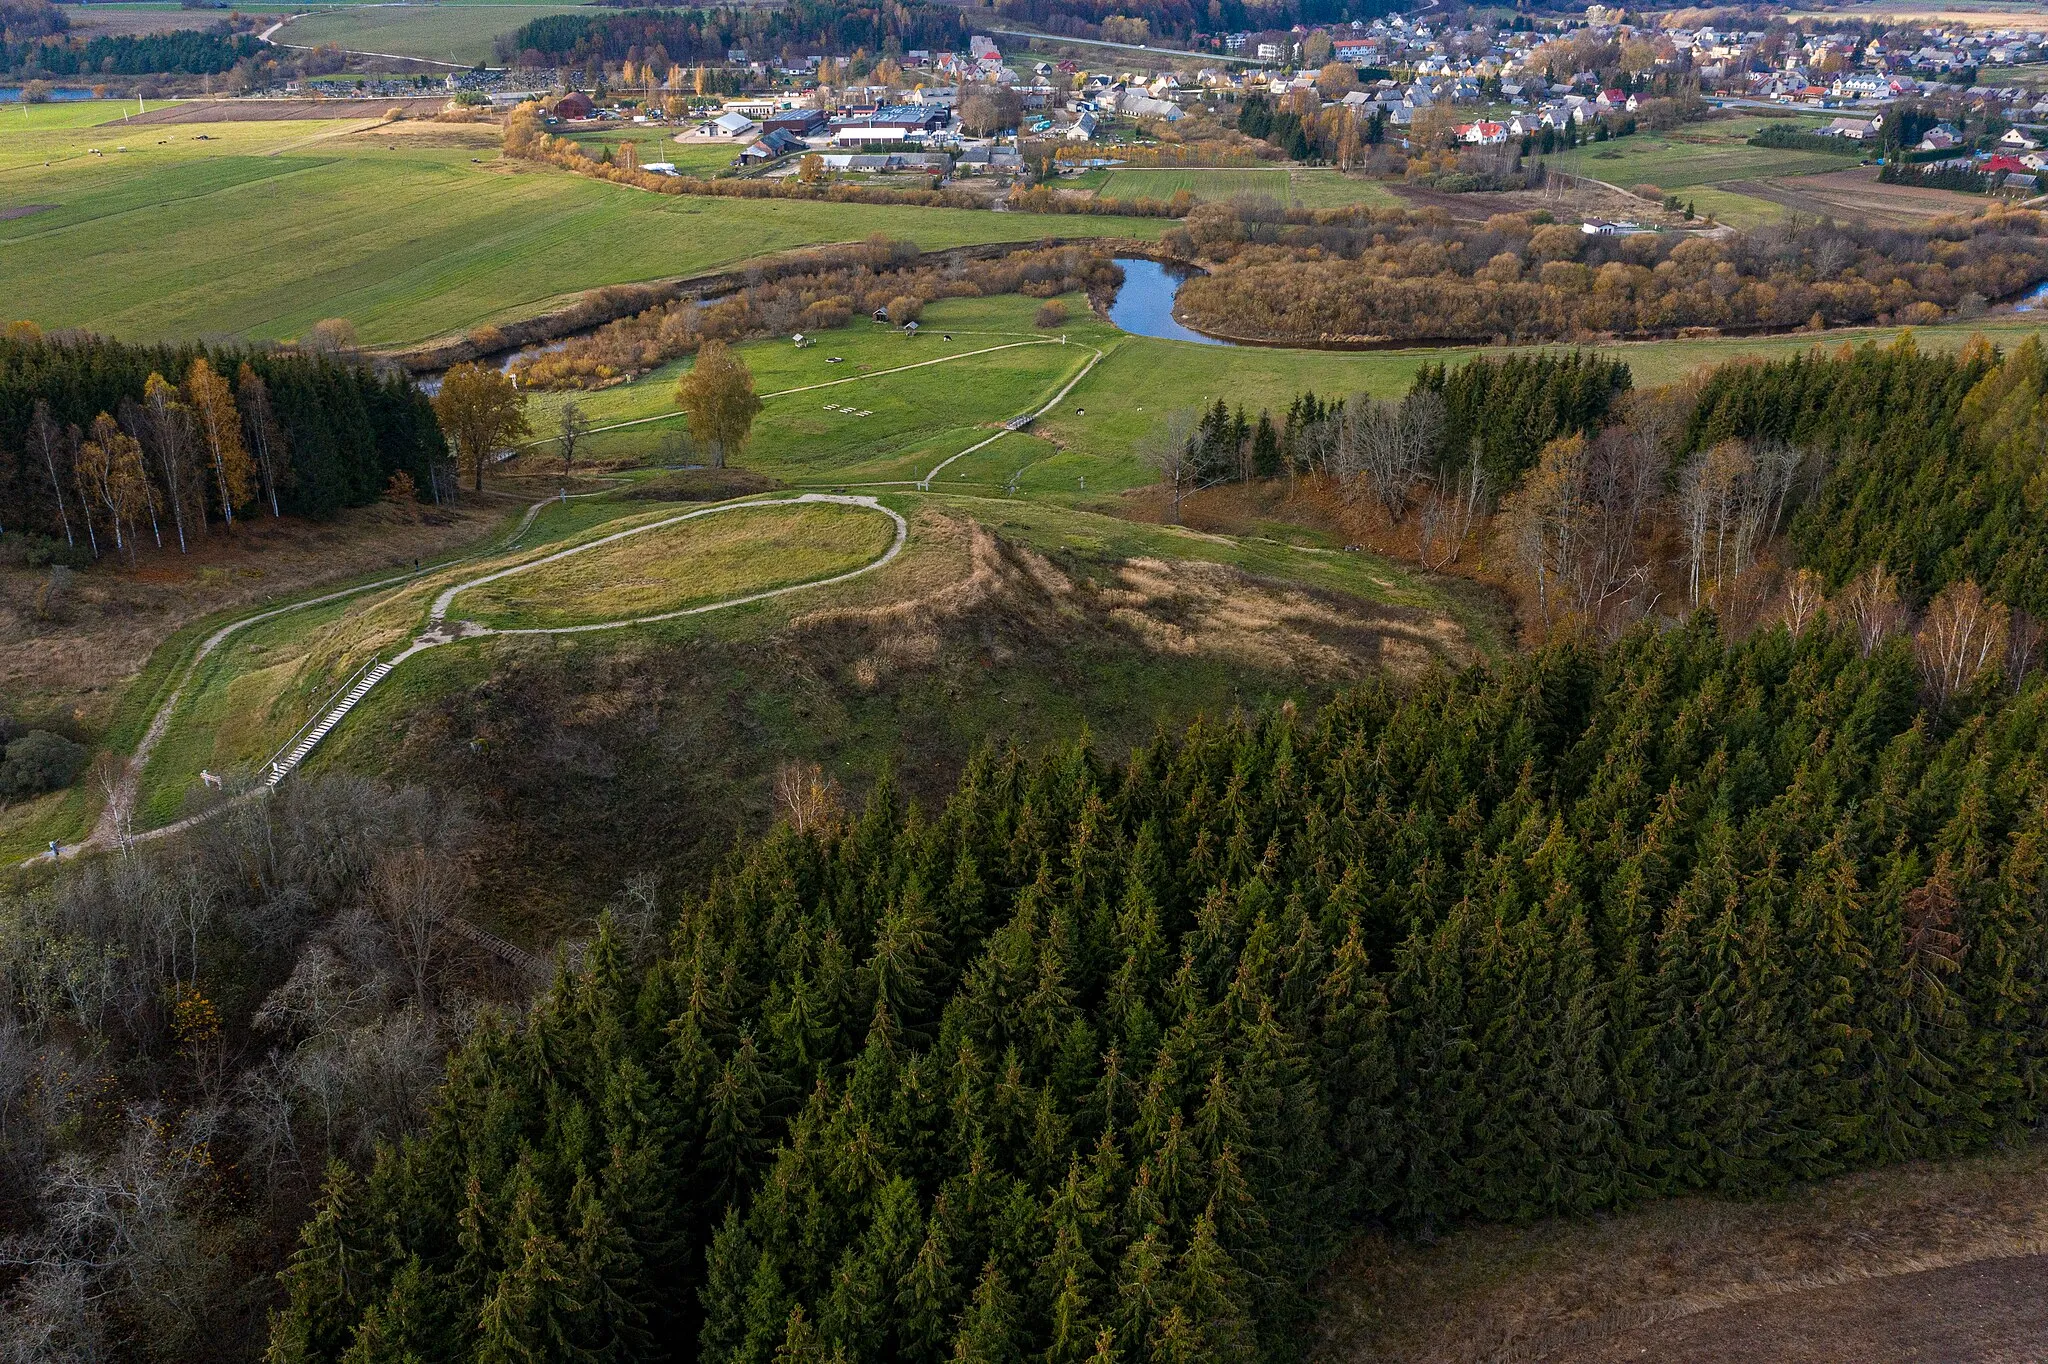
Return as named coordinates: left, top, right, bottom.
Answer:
left=561, top=131, right=737, bottom=176
left=1069, top=166, right=1399, bottom=208
left=0, top=107, right=1168, bottom=346
left=279, top=4, right=587, bottom=65
left=1546, top=115, right=1858, bottom=190
left=453, top=500, right=897, bottom=629
left=520, top=305, right=1098, bottom=484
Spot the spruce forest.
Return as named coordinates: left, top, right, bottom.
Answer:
left=272, top=609, right=2048, bottom=1363
left=0, top=333, right=449, bottom=545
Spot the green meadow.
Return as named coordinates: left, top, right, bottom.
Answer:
left=1546, top=115, right=1856, bottom=191
left=278, top=4, right=587, bottom=65
left=1064, top=166, right=1398, bottom=208
left=0, top=108, right=1168, bottom=347
left=518, top=290, right=2048, bottom=505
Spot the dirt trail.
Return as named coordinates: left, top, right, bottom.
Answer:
left=1556, top=1255, right=2048, bottom=1364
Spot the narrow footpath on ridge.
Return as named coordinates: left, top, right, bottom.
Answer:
left=42, top=330, right=1109, bottom=949
left=28, top=328, right=1118, bottom=966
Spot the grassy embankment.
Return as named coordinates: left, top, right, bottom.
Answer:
left=453, top=500, right=899, bottom=629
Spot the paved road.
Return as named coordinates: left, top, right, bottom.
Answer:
left=986, top=27, right=1273, bottom=66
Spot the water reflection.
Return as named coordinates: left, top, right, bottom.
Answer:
left=1107, top=257, right=1233, bottom=346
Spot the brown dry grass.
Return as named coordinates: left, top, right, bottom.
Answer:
left=1390, top=176, right=1680, bottom=227
left=795, top=509, right=1466, bottom=692
left=1316, top=1138, right=2048, bottom=1364
left=1728, top=168, right=1995, bottom=228
left=0, top=499, right=500, bottom=731
left=1143, top=476, right=1514, bottom=643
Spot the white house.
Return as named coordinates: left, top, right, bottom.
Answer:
left=700, top=111, right=758, bottom=138
left=1066, top=111, right=1099, bottom=140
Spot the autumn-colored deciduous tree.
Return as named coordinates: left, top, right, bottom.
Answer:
left=1840, top=562, right=1908, bottom=658
left=236, top=363, right=286, bottom=519
left=1139, top=409, right=1201, bottom=524
left=673, top=340, right=762, bottom=469
left=1316, top=61, right=1358, bottom=96
left=136, top=372, right=197, bottom=554
left=183, top=357, right=252, bottom=530
left=307, top=318, right=358, bottom=354
left=76, top=412, right=151, bottom=561
left=1778, top=567, right=1828, bottom=636
left=1916, top=578, right=2008, bottom=705
left=433, top=363, right=531, bottom=493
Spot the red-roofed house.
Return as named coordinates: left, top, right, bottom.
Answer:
left=1457, top=120, right=1508, bottom=145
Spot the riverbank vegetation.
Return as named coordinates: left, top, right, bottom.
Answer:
left=1166, top=201, right=2048, bottom=344
left=509, top=242, right=1119, bottom=390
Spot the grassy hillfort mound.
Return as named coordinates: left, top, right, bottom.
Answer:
left=449, top=500, right=902, bottom=631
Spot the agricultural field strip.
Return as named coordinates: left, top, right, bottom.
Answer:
left=518, top=336, right=1071, bottom=447
left=434, top=492, right=907, bottom=633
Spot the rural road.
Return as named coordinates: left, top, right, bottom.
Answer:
left=41, top=493, right=904, bottom=866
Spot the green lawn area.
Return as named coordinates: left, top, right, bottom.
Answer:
left=1096, top=168, right=1288, bottom=199
left=518, top=294, right=1096, bottom=481
left=1080, top=166, right=1398, bottom=209
left=1546, top=116, right=1859, bottom=190
left=1288, top=169, right=1403, bottom=208
left=1685, top=185, right=1792, bottom=229
left=279, top=4, right=587, bottom=65
left=0, top=112, right=1168, bottom=347
left=0, top=99, right=148, bottom=133
left=562, top=130, right=736, bottom=175
left=518, top=290, right=2048, bottom=508
left=452, top=500, right=897, bottom=629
